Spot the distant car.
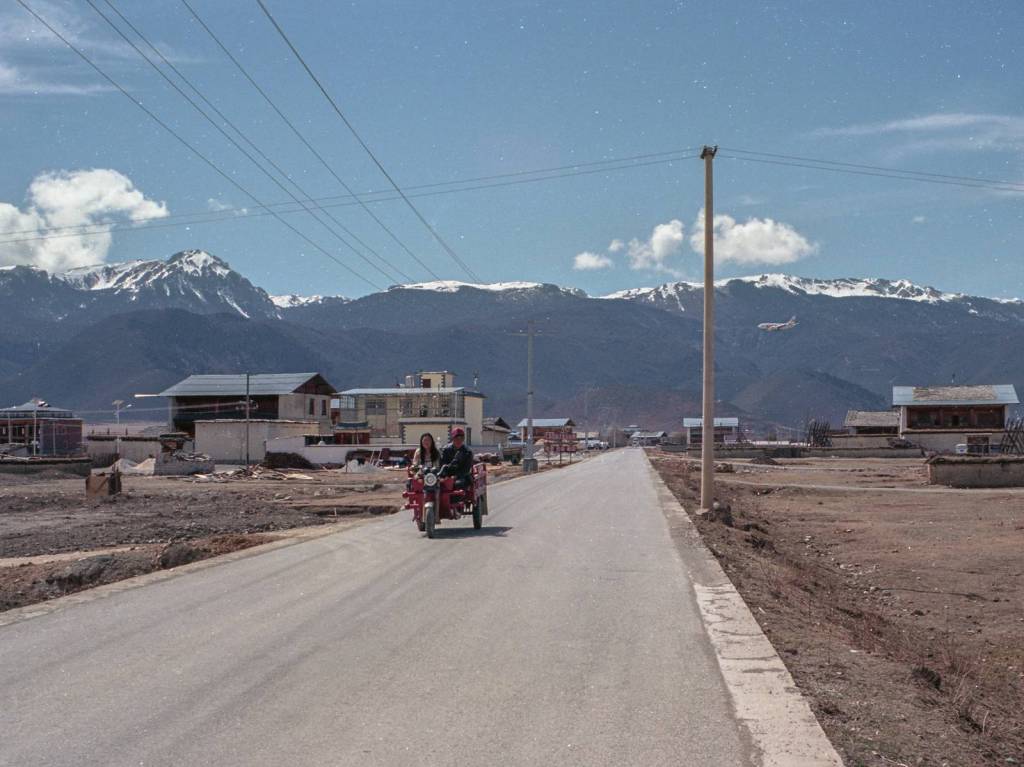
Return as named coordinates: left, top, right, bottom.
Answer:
left=954, top=443, right=968, bottom=455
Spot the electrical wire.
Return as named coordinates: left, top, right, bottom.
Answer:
left=84, top=0, right=394, bottom=287
left=0, top=147, right=701, bottom=240
left=107, top=2, right=410, bottom=284
left=717, top=151, right=1024, bottom=193
left=100, top=0, right=408, bottom=285
left=181, top=0, right=439, bottom=281
left=0, top=151, right=699, bottom=247
left=255, top=0, right=482, bottom=282
left=12, top=0, right=380, bottom=290
left=6, top=140, right=1019, bottom=251
left=720, top=146, right=1024, bottom=192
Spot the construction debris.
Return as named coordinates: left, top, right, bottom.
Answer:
left=86, top=470, right=122, bottom=497
left=190, top=465, right=319, bottom=483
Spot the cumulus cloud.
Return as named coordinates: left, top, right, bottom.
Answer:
left=573, top=251, right=613, bottom=271
left=912, top=215, right=927, bottom=224
left=689, top=209, right=817, bottom=265
left=0, top=169, right=169, bottom=272
left=607, top=238, right=625, bottom=253
left=627, top=219, right=685, bottom=274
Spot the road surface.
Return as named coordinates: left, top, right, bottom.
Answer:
left=1, top=450, right=754, bottom=766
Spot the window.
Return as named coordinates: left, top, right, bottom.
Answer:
left=366, top=399, right=387, bottom=415
left=321, top=399, right=327, bottom=416
left=309, top=398, right=315, bottom=416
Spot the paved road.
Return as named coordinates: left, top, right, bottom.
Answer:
left=1, top=450, right=752, bottom=766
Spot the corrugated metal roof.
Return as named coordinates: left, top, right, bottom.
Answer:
left=339, top=387, right=482, bottom=396
left=683, top=417, right=739, bottom=428
left=1, top=400, right=76, bottom=418
left=892, top=384, right=1019, bottom=407
left=844, top=410, right=899, bottom=428
left=158, top=373, right=331, bottom=397
left=516, top=418, right=575, bottom=428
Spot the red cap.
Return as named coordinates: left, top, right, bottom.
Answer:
left=451, top=427, right=466, bottom=438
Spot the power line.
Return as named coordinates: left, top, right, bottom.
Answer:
left=7, top=137, right=1022, bottom=247
left=720, top=146, right=1024, bottom=191
left=1, top=147, right=701, bottom=240
left=84, top=0, right=397, bottom=286
left=99, top=0, right=407, bottom=285
left=180, top=0, right=439, bottom=282
left=6, top=141, right=1020, bottom=250
left=102, top=1, right=409, bottom=285
left=717, top=152, right=1024, bottom=193
left=13, top=0, right=379, bottom=290
left=255, top=0, right=482, bottom=282
left=0, top=151, right=700, bottom=247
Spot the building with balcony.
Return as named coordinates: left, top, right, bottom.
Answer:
left=336, top=371, right=484, bottom=447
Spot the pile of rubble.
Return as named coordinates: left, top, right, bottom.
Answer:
left=190, top=465, right=316, bottom=483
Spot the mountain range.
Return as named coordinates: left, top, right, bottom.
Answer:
left=2, top=249, right=1021, bottom=431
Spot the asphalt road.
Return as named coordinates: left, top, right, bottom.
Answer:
left=1, top=449, right=752, bottom=766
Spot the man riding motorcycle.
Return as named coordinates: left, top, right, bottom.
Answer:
left=439, top=427, right=474, bottom=489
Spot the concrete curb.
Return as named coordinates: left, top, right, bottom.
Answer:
left=645, top=455, right=845, bottom=767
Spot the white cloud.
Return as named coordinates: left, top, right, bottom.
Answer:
left=627, top=219, right=685, bottom=274
left=0, top=3, right=202, bottom=98
left=607, top=238, right=625, bottom=253
left=689, top=209, right=817, bottom=265
left=0, top=61, right=111, bottom=96
left=0, top=169, right=168, bottom=272
left=814, top=112, right=1024, bottom=153
left=912, top=215, right=927, bottom=224
left=573, top=251, right=613, bottom=271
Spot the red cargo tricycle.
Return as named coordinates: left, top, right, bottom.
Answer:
left=403, top=462, right=488, bottom=538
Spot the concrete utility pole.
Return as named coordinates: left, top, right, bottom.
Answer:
left=244, top=373, right=251, bottom=466
left=524, top=319, right=538, bottom=473
left=699, top=145, right=718, bottom=514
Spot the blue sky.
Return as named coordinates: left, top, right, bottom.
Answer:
left=1, top=0, right=1022, bottom=298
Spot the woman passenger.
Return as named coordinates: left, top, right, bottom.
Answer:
left=411, top=432, right=440, bottom=472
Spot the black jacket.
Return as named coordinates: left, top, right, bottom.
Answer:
left=440, top=442, right=474, bottom=480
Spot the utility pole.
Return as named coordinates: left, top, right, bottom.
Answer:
left=524, top=319, right=538, bottom=473
left=699, top=145, right=717, bottom=514
left=244, top=372, right=251, bottom=465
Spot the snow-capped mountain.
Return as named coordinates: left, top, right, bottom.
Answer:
left=393, top=280, right=587, bottom=298
left=604, top=274, right=963, bottom=303
left=604, top=273, right=1024, bottom=324
left=4, top=250, right=1024, bottom=428
left=55, top=250, right=279, bottom=319
left=270, top=294, right=331, bottom=309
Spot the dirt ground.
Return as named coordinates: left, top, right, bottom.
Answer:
left=650, top=452, right=1024, bottom=767
left=0, top=457, right=568, bottom=613
left=0, top=466, right=413, bottom=612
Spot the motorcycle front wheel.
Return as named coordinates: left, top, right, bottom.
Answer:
left=425, top=501, right=436, bottom=538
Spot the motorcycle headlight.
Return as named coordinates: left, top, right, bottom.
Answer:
left=423, top=472, right=438, bottom=488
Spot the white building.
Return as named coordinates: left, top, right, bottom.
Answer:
left=683, top=417, right=740, bottom=447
